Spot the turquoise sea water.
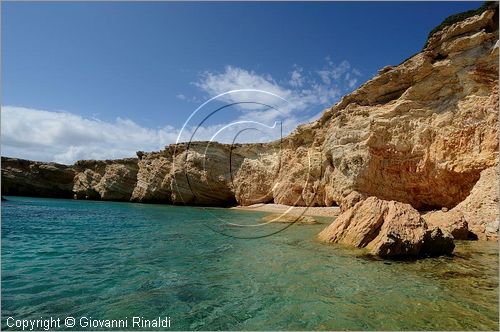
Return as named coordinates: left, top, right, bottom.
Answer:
left=1, top=196, right=499, bottom=330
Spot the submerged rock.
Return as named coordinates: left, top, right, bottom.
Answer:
left=318, top=197, right=455, bottom=258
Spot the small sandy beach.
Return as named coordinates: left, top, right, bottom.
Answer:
left=231, top=203, right=340, bottom=218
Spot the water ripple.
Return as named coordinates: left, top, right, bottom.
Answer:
left=2, top=196, right=498, bottom=330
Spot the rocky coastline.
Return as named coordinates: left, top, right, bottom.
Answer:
left=2, top=5, right=499, bottom=257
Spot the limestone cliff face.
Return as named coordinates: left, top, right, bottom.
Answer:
left=273, top=8, right=499, bottom=209
left=451, top=166, right=499, bottom=240
left=1, top=157, right=75, bottom=198
left=131, top=142, right=275, bottom=206
left=1, top=7, right=498, bottom=238
left=72, top=159, right=139, bottom=201
left=131, top=150, right=173, bottom=203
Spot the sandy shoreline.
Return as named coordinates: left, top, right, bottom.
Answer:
left=231, top=203, right=340, bottom=218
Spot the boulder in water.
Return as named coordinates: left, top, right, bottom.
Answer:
left=318, top=197, right=455, bottom=258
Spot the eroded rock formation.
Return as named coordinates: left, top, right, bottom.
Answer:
left=72, top=159, right=139, bottom=201
left=2, top=5, right=498, bottom=244
left=422, top=210, right=472, bottom=240
left=451, top=166, right=499, bottom=240
left=317, top=196, right=455, bottom=257
left=1, top=157, right=75, bottom=198
left=223, top=7, right=499, bottom=211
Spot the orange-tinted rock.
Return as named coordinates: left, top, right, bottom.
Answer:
left=422, top=210, right=471, bottom=240
left=451, top=166, right=499, bottom=240
left=318, top=197, right=455, bottom=258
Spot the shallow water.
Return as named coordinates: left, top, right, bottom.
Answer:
left=1, top=196, right=498, bottom=330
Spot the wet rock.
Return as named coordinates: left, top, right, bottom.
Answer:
left=318, top=197, right=455, bottom=258
left=421, top=227, right=455, bottom=257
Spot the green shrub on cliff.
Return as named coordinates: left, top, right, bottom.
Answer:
left=426, top=1, right=498, bottom=45
left=399, top=1, right=498, bottom=65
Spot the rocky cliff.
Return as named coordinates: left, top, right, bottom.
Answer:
left=2, top=5, right=498, bottom=240
left=1, top=157, right=75, bottom=198
left=72, top=158, right=139, bottom=201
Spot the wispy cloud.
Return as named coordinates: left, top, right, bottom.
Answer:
left=289, top=67, right=304, bottom=88
left=0, top=106, right=281, bottom=164
left=193, top=59, right=360, bottom=127
left=1, top=59, right=360, bottom=164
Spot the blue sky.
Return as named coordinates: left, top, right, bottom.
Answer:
left=1, top=1, right=481, bottom=164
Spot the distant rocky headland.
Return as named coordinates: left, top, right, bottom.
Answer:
left=2, top=4, right=499, bottom=257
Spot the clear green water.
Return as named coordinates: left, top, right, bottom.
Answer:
left=1, top=196, right=498, bottom=330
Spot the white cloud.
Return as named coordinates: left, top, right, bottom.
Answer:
left=1, top=59, right=361, bottom=164
left=317, top=59, right=353, bottom=85
left=192, top=60, right=361, bottom=133
left=194, top=66, right=292, bottom=112
left=345, top=72, right=358, bottom=88
left=289, top=67, right=304, bottom=87
left=0, top=106, right=283, bottom=164
left=176, top=93, right=201, bottom=103
left=1, top=106, right=179, bottom=164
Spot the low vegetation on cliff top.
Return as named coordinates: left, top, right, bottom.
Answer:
left=397, top=1, right=497, bottom=65
left=426, top=1, right=498, bottom=45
